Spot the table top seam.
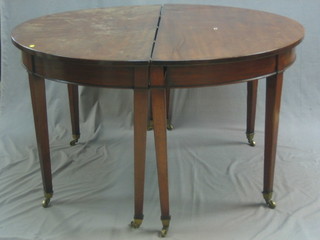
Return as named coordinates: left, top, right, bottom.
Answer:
left=149, top=5, right=163, bottom=62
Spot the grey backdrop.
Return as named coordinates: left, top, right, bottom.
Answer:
left=1, top=0, right=319, bottom=239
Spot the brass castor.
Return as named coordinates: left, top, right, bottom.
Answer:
left=265, top=199, right=276, bottom=209
left=263, top=192, right=276, bottom=209
left=147, top=120, right=174, bottom=131
left=246, top=132, right=256, bottom=147
left=167, top=123, right=174, bottom=131
left=42, top=192, right=53, bottom=208
left=147, top=120, right=154, bottom=131
left=70, top=134, right=80, bottom=146
left=130, top=218, right=143, bottom=229
left=160, top=227, right=168, bottom=238
left=159, top=216, right=171, bottom=237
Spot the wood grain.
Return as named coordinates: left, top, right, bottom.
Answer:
left=12, top=6, right=161, bottom=63
left=264, top=73, right=283, bottom=194
left=152, top=5, right=304, bottom=64
left=247, top=80, right=258, bottom=135
left=11, top=5, right=304, bottom=230
left=28, top=72, right=53, bottom=195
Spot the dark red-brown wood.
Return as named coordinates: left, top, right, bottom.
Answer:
left=12, top=6, right=161, bottom=63
left=11, top=4, right=304, bottom=235
left=152, top=5, right=303, bottom=64
left=133, top=89, right=149, bottom=220
left=150, top=67, right=170, bottom=220
left=247, top=80, right=258, bottom=136
left=152, top=89, right=170, bottom=219
left=68, top=84, right=80, bottom=138
left=28, top=72, right=53, bottom=196
left=264, top=73, right=283, bottom=194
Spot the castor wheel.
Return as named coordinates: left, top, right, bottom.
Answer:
left=130, top=218, right=143, bottom=229
left=167, top=123, right=174, bottom=131
left=248, top=139, right=256, bottom=147
left=69, top=134, right=80, bottom=146
left=42, top=193, right=53, bottom=208
left=159, top=216, right=170, bottom=237
left=147, top=120, right=154, bottom=131
left=69, top=139, right=78, bottom=146
left=147, top=121, right=174, bottom=131
left=266, top=199, right=276, bottom=209
left=263, top=192, right=276, bottom=209
left=160, top=227, right=168, bottom=237
left=246, top=132, right=256, bottom=147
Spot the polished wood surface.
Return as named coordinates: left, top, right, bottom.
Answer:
left=12, top=6, right=161, bottom=63
left=264, top=73, right=283, bottom=193
left=150, top=67, right=170, bottom=218
left=68, top=84, right=80, bottom=139
left=28, top=73, right=53, bottom=196
left=133, top=89, right=149, bottom=221
left=247, top=80, right=258, bottom=136
left=153, top=5, right=304, bottom=64
left=12, top=4, right=304, bottom=236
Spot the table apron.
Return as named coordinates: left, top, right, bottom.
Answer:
left=163, top=49, right=296, bottom=88
left=22, top=53, right=148, bottom=89
left=21, top=49, right=296, bottom=89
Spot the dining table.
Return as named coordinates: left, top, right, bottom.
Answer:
left=11, top=4, right=304, bottom=237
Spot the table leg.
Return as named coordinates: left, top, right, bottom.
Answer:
left=148, top=88, right=173, bottom=131
left=147, top=95, right=153, bottom=130
left=263, top=73, right=283, bottom=209
left=166, top=89, right=174, bottom=130
left=151, top=88, right=171, bottom=237
left=28, top=73, right=53, bottom=208
left=68, top=84, right=80, bottom=146
left=246, top=80, right=258, bottom=146
left=130, top=89, right=149, bottom=228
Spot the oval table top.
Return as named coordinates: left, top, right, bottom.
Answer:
left=12, top=4, right=304, bottom=66
left=11, top=5, right=305, bottom=235
left=11, top=5, right=161, bottom=64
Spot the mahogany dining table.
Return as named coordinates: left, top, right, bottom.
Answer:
left=11, top=4, right=304, bottom=237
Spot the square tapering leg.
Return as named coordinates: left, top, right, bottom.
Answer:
left=131, top=89, right=149, bottom=228
left=151, top=88, right=171, bottom=237
left=263, top=73, right=283, bottom=209
left=246, top=80, right=258, bottom=146
left=68, top=84, right=80, bottom=146
left=28, top=73, right=53, bottom=207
